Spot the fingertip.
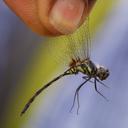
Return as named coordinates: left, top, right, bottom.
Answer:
left=49, top=0, right=85, bottom=34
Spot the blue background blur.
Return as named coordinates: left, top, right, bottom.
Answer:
left=1, top=0, right=128, bottom=128
left=0, top=1, right=43, bottom=127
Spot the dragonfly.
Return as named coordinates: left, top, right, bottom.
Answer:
left=20, top=0, right=109, bottom=116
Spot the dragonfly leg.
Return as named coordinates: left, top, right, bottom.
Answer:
left=76, top=90, right=80, bottom=115
left=70, top=78, right=90, bottom=114
left=82, top=76, right=88, bottom=79
left=70, top=87, right=78, bottom=113
left=94, top=78, right=109, bottom=101
left=96, top=77, right=110, bottom=88
left=83, top=76, right=94, bottom=84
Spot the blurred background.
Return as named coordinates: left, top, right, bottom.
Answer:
left=1, top=0, right=128, bottom=128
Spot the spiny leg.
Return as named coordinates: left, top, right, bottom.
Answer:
left=70, top=78, right=91, bottom=114
left=83, top=76, right=94, bottom=84
left=96, top=77, right=109, bottom=88
left=70, top=88, right=80, bottom=114
left=94, top=78, right=109, bottom=101
left=70, top=88, right=78, bottom=113
left=76, top=91, right=80, bottom=115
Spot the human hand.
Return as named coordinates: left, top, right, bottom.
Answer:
left=4, top=0, right=96, bottom=36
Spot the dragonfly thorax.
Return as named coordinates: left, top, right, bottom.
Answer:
left=65, top=58, right=109, bottom=81
left=66, top=58, right=96, bottom=75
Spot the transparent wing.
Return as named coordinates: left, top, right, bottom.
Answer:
left=64, top=0, right=91, bottom=60
left=81, top=14, right=91, bottom=59
left=47, top=0, right=92, bottom=67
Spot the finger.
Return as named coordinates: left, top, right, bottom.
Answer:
left=49, top=0, right=96, bottom=34
left=4, top=0, right=58, bottom=36
left=4, top=0, right=96, bottom=36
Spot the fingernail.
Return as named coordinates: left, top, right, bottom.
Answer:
left=49, top=0, right=85, bottom=34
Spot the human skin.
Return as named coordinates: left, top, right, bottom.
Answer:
left=4, top=0, right=96, bottom=36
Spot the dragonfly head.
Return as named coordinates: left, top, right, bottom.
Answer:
left=96, top=65, right=109, bottom=81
